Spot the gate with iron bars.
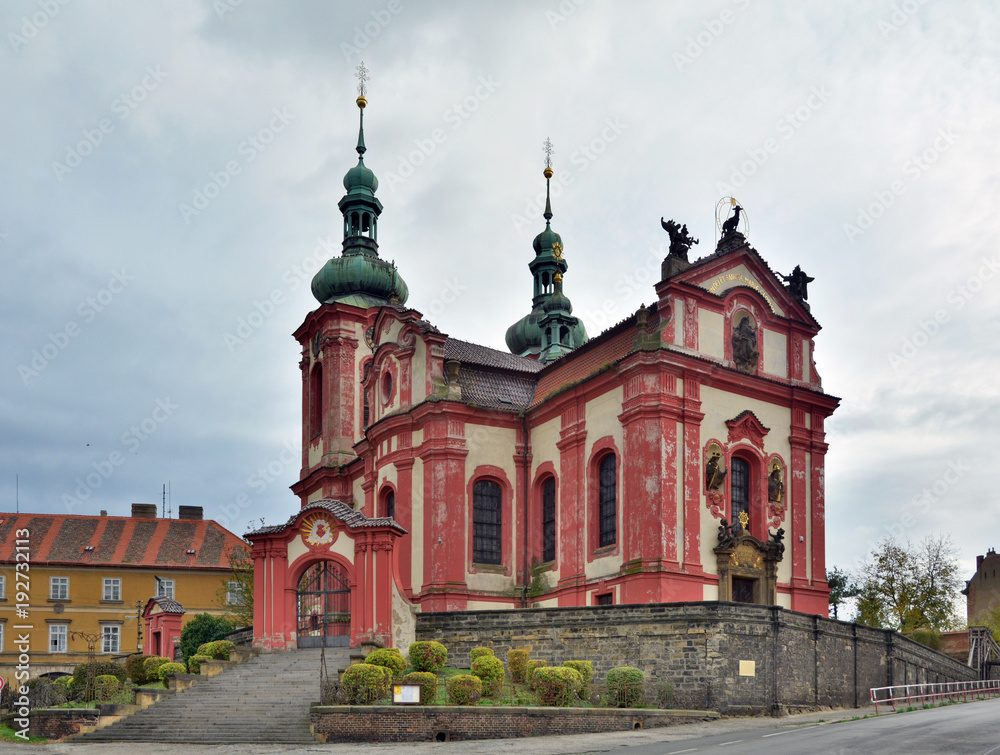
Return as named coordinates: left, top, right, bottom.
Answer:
left=297, top=561, right=351, bottom=648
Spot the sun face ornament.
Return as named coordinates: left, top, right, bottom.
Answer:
left=301, top=512, right=337, bottom=547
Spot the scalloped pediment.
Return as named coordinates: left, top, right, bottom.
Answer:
left=726, top=410, right=770, bottom=449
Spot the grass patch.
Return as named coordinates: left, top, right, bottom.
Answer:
left=0, top=723, right=46, bottom=743
left=139, top=681, right=166, bottom=690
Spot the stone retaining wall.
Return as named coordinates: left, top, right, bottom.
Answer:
left=415, top=602, right=978, bottom=715
left=310, top=704, right=715, bottom=743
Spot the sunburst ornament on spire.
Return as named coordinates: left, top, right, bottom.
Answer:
left=355, top=61, right=370, bottom=97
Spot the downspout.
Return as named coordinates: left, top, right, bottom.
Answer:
left=521, top=411, right=530, bottom=608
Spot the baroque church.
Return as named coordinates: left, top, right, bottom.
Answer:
left=247, top=75, right=838, bottom=651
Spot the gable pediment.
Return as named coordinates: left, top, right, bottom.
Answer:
left=726, top=410, right=770, bottom=449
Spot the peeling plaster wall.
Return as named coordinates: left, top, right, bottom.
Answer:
left=699, top=309, right=725, bottom=360
left=763, top=329, right=788, bottom=378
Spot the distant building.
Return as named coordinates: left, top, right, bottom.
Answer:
left=248, top=86, right=838, bottom=651
left=0, top=505, right=244, bottom=682
left=963, top=547, right=1000, bottom=622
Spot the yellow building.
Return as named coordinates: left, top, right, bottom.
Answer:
left=0, top=505, right=245, bottom=683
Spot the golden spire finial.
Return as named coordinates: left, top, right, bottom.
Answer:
left=355, top=61, right=370, bottom=108
left=542, top=137, right=554, bottom=178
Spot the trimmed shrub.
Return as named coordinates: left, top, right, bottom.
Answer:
left=158, top=662, right=187, bottom=682
left=125, top=653, right=150, bottom=685
left=407, top=640, right=448, bottom=673
left=73, top=660, right=128, bottom=690
left=400, top=671, right=438, bottom=704
left=366, top=648, right=408, bottom=680
left=180, top=613, right=234, bottom=662
left=342, top=663, right=391, bottom=704
left=471, top=655, right=505, bottom=698
left=197, top=639, right=236, bottom=660
left=533, top=667, right=581, bottom=706
left=188, top=654, right=212, bottom=675
left=507, top=647, right=531, bottom=683
left=95, top=674, right=121, bottom=699
left=470, top=647, right=494, bottom=662
left=55, top=675, right=74, bottom=688
left=606, top=666, right=645, bottom=708
left=563, top=660, right=594, bottom=699
left=526, top=659, right=548, bottom=690
left=142, top=656, right=172, bottom=682
left=446, top=674, right=482, bottom=705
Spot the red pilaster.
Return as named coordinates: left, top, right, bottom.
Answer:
left=395, top=457, right=414, bottom=595
left=682, top=376, right=704, bottom=571
left=789, top=406, right=809, bottom=587
left=555, top=402, right=587, bottom=605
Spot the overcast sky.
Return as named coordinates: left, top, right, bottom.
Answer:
left=2, top=1, right=997, bottom=598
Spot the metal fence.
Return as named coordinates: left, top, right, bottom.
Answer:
left=870, top=679, right=1000, bottom=714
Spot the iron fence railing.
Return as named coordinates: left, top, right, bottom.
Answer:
left=870, top=679, right=1000, bottom=714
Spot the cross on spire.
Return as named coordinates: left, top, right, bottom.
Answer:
left=355, top=61, right=370, bottom=97
left=542, top=137, right=554, bottom=169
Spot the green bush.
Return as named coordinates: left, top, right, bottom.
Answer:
left=196, top=639, right=236, bottom=660
left=533, top=667, right=581, bottom=706
left=95, top=674, right=122, bottom=699
left=55, top=675, right=74, bottom=688
left=142, top=656, right=172, bottom=682
left=507, top=647, right=531, bottom=683
left=407, top=640, right=448, bottom=673
left=562, top=660, right=594, bottom=699
left=188, top=654, right=212, bottom=675
left=606, top=666, right=645, bottom=708
left=401, top=671, right=438, bottom=704
left=125, top=653, right=151, bottom=685
left=157, top=662, right=187, bottom=682
left=908, top=628, right=942, bottom=651
left=366, top=648, right=408, bottom=680
left=470, top=647, right=494, bottom=662
left=470, top=655, right=505, bottom=698
left=526, top=659, right=548, bottom=690
left=180, top=613, right=235, bottom=662
left=342, top=663, right=392, bottom=704
left=73, top=660, right=128, bottom=690
left=446, top=674, right=482, bottom=705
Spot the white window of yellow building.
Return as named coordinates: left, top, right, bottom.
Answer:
left=156, top=577, right=175, bottom=599
left=227, top=580, right=244, bottom=605
left=103, top=578, right=121, bottom=602
left=50, top=576, right=69, bottom=600
left=101, top=624, right=121, bottom=654
left=49, top=624, right=68, bottom=652
left=0, top=574, right=6, bottom=599
left=0, top=621, right=5, bottom=652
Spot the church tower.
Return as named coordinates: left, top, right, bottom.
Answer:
left=506, top=140, right=587, bottom=361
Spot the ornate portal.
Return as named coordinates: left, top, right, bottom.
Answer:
left=714, top=523, right=785, bottom=605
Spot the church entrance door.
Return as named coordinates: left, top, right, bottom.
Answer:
left=297, top=561, right=351, bottom=648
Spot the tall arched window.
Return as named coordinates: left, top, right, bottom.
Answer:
left=473, top=480, right=502, bottom=565
left=731, top=457, right=750, bottom=532
left=598, top=454, right=617, bottom=548
left=383, top=490, right=395, bottom=520
left=310, top=366, right=323, bottom=439
left=542, top=477, right=556, bottom=563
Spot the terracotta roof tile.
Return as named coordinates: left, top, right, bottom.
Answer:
left=93, top=518, right=126, bottom=561
left=195, top=525, right=228, bottom=566
left=155, top=521, right=198, bottom=565
left=457, top=366, right=537, bottom=410
left=247, top=499, right=406, bottom=537
left=445, top=338, right=543, bottom=373
left=123, top=520, right=158, bottom=564
left=47, top=518, right=98, bottom=562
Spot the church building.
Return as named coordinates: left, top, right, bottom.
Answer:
left=247, top=74, right=838, bottom=651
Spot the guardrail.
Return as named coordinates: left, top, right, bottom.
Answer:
left=870, top=679, right=1000, bottom=714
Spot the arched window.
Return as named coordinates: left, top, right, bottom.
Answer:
left=310, top=366, right=323, bottom=439
left=559, top=325, right=569, bottom=344
left=541, top=477, right=556, bottom=563
left=598, top=454, right=617, bottom=547
left=383, top=489, right=395, bottom=520
left=731, top=457, right=750, bottom=532
left=473, top=480, right=502, bottom=565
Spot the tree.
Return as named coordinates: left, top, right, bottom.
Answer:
left=216, top=541, right=253, bottom=628
left=971, top=604, right=1000, bottom=644
left=827, top=566, right=858, bottom=620
left=179, top=613, right=234, bottom=662
left=854, top=535, right=962, bottom=632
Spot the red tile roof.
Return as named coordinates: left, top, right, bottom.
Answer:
left=0, top=512, right=245, bottom=570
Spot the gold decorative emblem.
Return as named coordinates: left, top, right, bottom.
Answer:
left=738, top=511, right=749, bottom=530
left=552, top=241, right=563, bottom=261
left=730, top=543, right=762, bottom=570
left=301, top=513, right=337, bottom=547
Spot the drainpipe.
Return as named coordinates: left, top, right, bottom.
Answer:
left=521, top=412, right=530, bottom=608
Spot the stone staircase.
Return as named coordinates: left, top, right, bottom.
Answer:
left=77, top=647, right=348, bottom=744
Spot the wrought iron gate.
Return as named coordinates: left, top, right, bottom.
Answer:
left=297, top=561, right=351, bottom=648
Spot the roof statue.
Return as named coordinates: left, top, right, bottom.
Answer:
left=660, top=218, right=699, bottom=261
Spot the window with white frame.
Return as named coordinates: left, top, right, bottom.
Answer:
left=101, top=625, right=120, bottom=654
left=227, top=581, right=245, bottom=606
left=155, top=577, right=175, bottom=599
left=0, top=622, right=5, bottom=652
left=50, top=576, right=69, bottom=600
left=103, top=578, right=121, bottom=602
left=49, top=624, right=68, bottom=653
left=0, top=574, right=6, bottom=599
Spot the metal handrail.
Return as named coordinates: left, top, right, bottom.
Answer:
left=869, top=679, right=1000, bottom=714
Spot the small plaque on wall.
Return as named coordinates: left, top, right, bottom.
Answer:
left=739, top=660, right=756, bottom=677
left=393, top=684, right=422, bottom=704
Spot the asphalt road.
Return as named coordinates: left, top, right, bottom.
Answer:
left=12, top=698, right=1000, bottom=755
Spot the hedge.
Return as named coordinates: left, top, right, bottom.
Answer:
left=408, top=640, right=448, bottom=673
left=125, top=653, right=151, bottom=685
left=197, top=639, right=236, bottom=660
left=142, top=656, right=172, bottom=682
left=533, top=666, right=582, bottom=706
left=157, top=662, right=187, bottom=682
left=400, top=671, right=438, bottom=704
left=73, top=660, right=128, bottom=690
left=446, top=674, right=482, bottom=705
left=342, top=663, right=391, bottom=704
left=366, top=648, right=408, bottom=680
left=470, top=655, right=505, bottom=698
left=507, top=647, right=531, bottom=683
left=470, top=647, right=494, bottom=662
left=562, top=660, right=594, bottom=699
left=606, top=666, right=645, bottom=708
left=526, top=659, right=548, bottom=690
left=188, top=654, right=212, bottom=675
